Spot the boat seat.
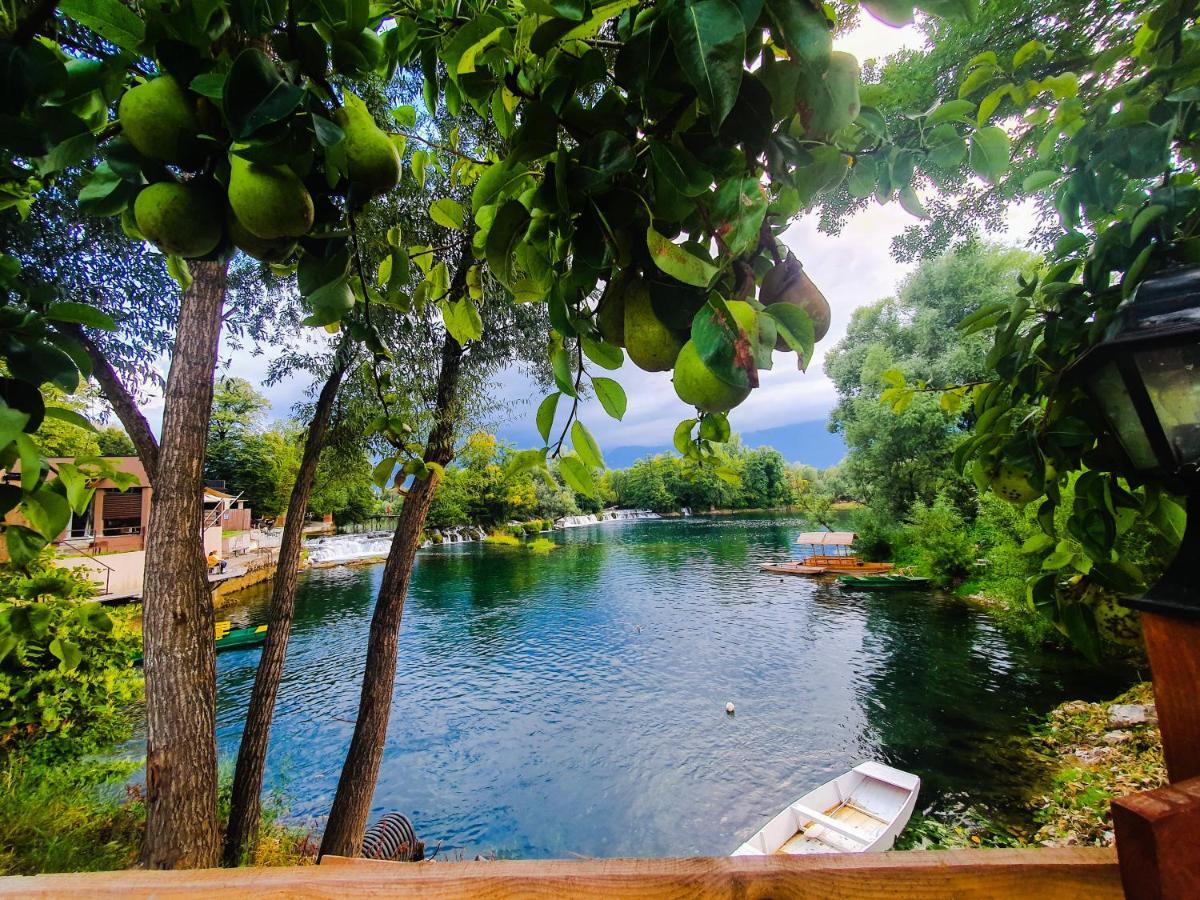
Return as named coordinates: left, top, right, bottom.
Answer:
left=790, top=804, right=870, bottom=844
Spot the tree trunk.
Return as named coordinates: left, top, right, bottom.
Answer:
left=140, top=259, right=227, bottom=869
left=319, top=333, right=464, bottom=859
left=222, top=338, right=354, bottom=865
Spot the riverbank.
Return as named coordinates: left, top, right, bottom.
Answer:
left=897, top=682, right=1163, bottom=850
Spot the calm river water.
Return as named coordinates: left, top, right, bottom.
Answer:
left=213, top=513, right=1137, bottom=858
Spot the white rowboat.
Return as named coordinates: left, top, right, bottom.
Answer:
left=731, top=762, right=920, bottom=856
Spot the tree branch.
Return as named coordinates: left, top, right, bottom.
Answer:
left=63, top=324, right=161, bottom=483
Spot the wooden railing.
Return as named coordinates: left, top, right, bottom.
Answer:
left=0, top=848, right=1121, bottom=898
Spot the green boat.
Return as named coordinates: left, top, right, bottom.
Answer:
left=837, top=574, right=931, bottom=591
left=133, top=623, right=267, bottom=665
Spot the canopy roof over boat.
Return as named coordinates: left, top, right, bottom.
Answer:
left=795, top=532, right=856, bottom=546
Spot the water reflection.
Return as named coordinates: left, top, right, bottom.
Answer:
left=214, top=514, right=1136, bottom=858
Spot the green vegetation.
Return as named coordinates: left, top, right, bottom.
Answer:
left=826, top=245, right=1177, bottom=654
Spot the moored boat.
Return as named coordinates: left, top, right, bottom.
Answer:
left=837, top=574, right=931, bottom=591
left=761, top=532, right=896, bottom=577
left=133, top=620, right=267, bottom=665
left=732, top=762, right=920, bottom=855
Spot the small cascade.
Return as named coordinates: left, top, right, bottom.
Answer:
left=555, top=509, right=662, bottom=528
left=307, top=534, right=392, bottom=564
left=680, top=507, right=693, bottom=517
left=420, top=525, right=491, bottom=548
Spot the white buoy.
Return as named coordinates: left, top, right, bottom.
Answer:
left=725, top=702, right=736, bottom=715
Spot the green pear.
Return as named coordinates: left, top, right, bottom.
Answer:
left=673, top=342, right=752, bottom=413
left=760, top=252, right=831, bottom=348
left=596, top=276, right=626, bottom=346
left=134, top=181, right=222, bottom=258
left=227, top=154, right=315, bottom=239
left=227, top=211, right=297, bottom=263
left=804, top=52, right=861, bottom=138
left=118, top=75, right=203, bottom=166
left=624, top=276, right=684, bottom=372
left=672, top=300, right=758, bottom=413
left=989, top=464, right=1041, bottom=506
left=335, top=93, right=402, bottom=197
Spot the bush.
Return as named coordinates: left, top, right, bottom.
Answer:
left=907, top=495, right=976, bottom=587
left=850, top=502, right=901, bottom=561
left=483, top=532, right=520, bottom=547
left=0, top=556, right=142, bottom=760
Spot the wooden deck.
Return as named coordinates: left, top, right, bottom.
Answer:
left=0, top=848, right=1122, bottom=898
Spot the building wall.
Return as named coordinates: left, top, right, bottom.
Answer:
left=54, top=550, right=145, bottom=598
left=221, top=507, right=251, bottom=532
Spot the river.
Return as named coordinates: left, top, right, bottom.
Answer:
left=213, top=513, right=1137, bottom=858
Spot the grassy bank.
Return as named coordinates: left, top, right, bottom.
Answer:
left=896, top=682, right=1164, bottom=850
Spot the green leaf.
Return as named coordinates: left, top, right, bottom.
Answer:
left=45, top=302, right=116, bottom=329
left=536, top=393, right=561, bottom=444
left=925, top=99, right=975, bottom=126
left=411, top=149, right=429, bottom=190
left=487, top=201, right=531, bottom=287
left=580, top=336, right=623, bottom=370
left=646, top=227, right=718, bottom=287
left=42, top=407, right=96, bottom=431
left=559, top=455, right=596, bottom=496
left=441, top=299, right=483, bottom=344
left=699, top=412, right=731, bottom=442
left=59, top=0, right=144, bottom=53
left=1021, top=170, right=1059, bottom=193
left=551, top=345, right=577, bottom=397
left=429, top=198, right=465, bottom=230
left=969, top=126, right=1010, bottom=183
left=592, top=377, right=627, bottom=421
left=0, top=407, right=31, bottom=451
left=763, top=304, right=815, bottom=370
left=222, top=50, right=304, bottom=140
left=55, top=463, right=92, bottom=515
left=22, top=488, right=70, bottom=542
left=166, top=256, right=192, bottom=292
left=714, top=466, right=742, bottom=485
left=49, top=637, right=84, bottom=671
left=1130, top=204, right=1168, bottom=243
left=668, top=0, right=746, bottom=127
left=674, top=418, right=698, bottom=455
left=391, top=105, right=417, bottom=128
left=5, top=525, right=47, bottom=568
left=571, top=420, right=605, bottom=469
left=899, top=185, right=926, bottom=218
left=371, top=456, right=397, bottom=489
left=862, top=0, right=914, bottom=27
left=1060, top=603, right=1101, bottom=662
left=764, top=0, right=832, bottom=70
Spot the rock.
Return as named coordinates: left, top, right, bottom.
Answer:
left=1102, top=730, right=1133, bottom=745
left=1073, top=746, right=1113, bottom=765
left=1059, top=701, right=1092, bottom=715
left=1107, top=703, right=1156, bottom=729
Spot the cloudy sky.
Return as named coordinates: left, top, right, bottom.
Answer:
left=138, top=18, right=1034, bottom=463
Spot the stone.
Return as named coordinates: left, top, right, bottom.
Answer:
left=1107, top=703, right=1156, bottom=729
left=1103, top=730, right=1133, bottom=745
left=1073, top=746, right=1113, bottom=765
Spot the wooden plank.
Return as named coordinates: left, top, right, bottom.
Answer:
left=1112, top=776, right=1200, bottom=900
left=1140, top=612, right=1200, bottom=782
left=0, top=848, right=1121, bottom=899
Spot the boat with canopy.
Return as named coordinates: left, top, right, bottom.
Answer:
left=760, top=532, right=896, bottom=577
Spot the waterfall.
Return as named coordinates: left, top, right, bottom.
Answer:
left=680, top=507, right=693, bottom=517
left=307, top=535, right=392, bottom=564
left=555, top=509, right=662, bottom=528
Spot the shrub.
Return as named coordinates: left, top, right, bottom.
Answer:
left=850, top=502, right=901, bottom=561
left=483, top=532, right=520, bottom=547
left=907, top=495, right=976, bottom=587
left=0, top=556, right=142, bottom=760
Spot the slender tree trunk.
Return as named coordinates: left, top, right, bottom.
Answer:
left=66, top=324, right=161, bottom=482
left=319, top=333, right=464, bottom=859
left=223, top=338, right=354, bottom=865
left=140, top=260, right=227, bottom=869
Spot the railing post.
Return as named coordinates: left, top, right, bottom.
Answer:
left=1112, top=612, right=1200, bottom=899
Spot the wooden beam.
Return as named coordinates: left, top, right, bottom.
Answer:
left=0, top=849, right=1121, bottom=898
left=1140, top=612, right=1200, bottom=782
left=1112, top=776, right=1200, bottom=900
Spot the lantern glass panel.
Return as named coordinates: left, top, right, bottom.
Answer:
left=1136, top=342, right=1200, bottom=468
left=1092, top=361, right=1159, bottom=471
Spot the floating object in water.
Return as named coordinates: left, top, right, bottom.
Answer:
left=761, top=532, right=896, bottom=577
left=838, top=574, right=932, bottom=591
left=732, top=762, right=920, bottom=855
left=133, top=620, right=266, bottom=665
left=726, top=702, right=736, bottom=715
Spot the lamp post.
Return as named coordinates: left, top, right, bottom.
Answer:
left=1070, top=266, right=1200, bottom=900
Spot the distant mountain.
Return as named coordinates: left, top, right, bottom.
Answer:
left=604, top=420, right=846, bottom=470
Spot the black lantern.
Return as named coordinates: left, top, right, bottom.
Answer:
left=1071, top=266, right=1200, bottom=618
